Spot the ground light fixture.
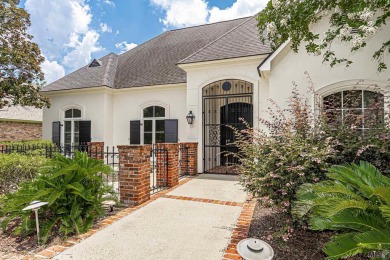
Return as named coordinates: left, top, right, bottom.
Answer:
left=186, top=111, right=195, bottom=125
left=237, top=238, right=274, bottom=260
left=22, top=200, right=49, bottom=244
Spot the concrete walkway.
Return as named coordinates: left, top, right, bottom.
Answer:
left=53, top=174, right=247, bottom=260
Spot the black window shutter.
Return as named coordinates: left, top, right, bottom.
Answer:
left=130, top=120, right=141, bottom=144
left=79, top=121, right=92, bottom=144
left=164, top=119, right=178, bottom=143
left=52, top=121, right=61, bottom=146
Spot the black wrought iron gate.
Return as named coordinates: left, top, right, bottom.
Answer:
left=202, top=80, right=253, bottom=174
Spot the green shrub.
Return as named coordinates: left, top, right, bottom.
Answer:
left=0, top=153, right=48, bottom=194
left=293, top=162, right=390, bottom=259
left=233, top=89, right=336, bottom=213
left=0, top=151, right=117, bottom=243
left=0, top=140, right=58, bottom=157
left=0, top=140, right=53, bottom=146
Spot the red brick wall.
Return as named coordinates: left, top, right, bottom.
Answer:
left=0, top=121, right=42, bottom=142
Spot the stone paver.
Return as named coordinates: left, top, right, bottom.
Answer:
left=53, top=174, right=247, bottom=260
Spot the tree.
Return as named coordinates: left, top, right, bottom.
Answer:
left=257, top=0, right=390, bottom=72
left=0, top=0, right=50, bottom=109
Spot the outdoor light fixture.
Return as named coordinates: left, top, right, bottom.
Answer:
left=22, top=200, right=48, bottom=244
left=237, top=238, right=274, bottom=260
left=186, top=111, right=195, bottom=125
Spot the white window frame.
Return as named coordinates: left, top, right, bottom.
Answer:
left=63, top=108, right=82, bottom=146
left=142, top=106, right=166, bottom=144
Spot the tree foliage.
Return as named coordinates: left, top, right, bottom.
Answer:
left=0, top=0, right=50, bottom=108
left=257, top=0, right=390, bottom=71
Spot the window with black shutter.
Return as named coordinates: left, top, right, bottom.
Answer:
left=164, top=119, right=178, bottom=143
left=130, top=120, right=141, bottom=144
left=52, top=121, right=61, bottom=146
left=79, top=121, right=91, bottom=144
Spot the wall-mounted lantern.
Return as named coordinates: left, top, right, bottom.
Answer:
left=186, top=111, right=195, bottom=125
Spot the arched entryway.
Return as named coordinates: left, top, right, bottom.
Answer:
left=202, top=79, right=253, bottom=174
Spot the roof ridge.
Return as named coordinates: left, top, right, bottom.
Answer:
left=102, top=54, right=118, bottom=87
left=168, top=16, right=251, bottom=32
left=177, top=16, right=255, bottom=64
left=43, top=52, right=117, bottom=89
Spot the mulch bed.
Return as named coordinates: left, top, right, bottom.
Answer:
left=0, top=204, right=124, bottom=259
left=249, top=203, right=369, bottom=260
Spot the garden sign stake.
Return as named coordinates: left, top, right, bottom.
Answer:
left=22, top=201, right=48, bottom=244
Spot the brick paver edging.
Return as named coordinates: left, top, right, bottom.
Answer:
left=222, top=196, right=257, bottom=260
left=29, top=177, right=195, bottom=259
left=163, top=194, right=245, bottom=207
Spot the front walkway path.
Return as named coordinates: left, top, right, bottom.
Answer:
left=53, top=174, right=247, bottom=260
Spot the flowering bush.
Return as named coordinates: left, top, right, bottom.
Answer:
left=233, top=81, right=390, bottom=216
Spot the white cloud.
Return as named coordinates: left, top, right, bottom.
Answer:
left=150, top=0, right=266, bottom=28
left=150, top=0, right=209, bottom=27
left=41, top=57, right=65, bottom=84
left=100, top=23, right=112, bottom=33
left=25, top=0, right=103, bottom=74
left=115, top=41, right=138, bottom=54
left=103, top=0, right=115, bottom=7
left=63, top=31, right=103, bottom=69
left=209, top=0, right=266, bottom=23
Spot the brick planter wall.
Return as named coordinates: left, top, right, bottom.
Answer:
left=0, top=121, right=42, bottom=142
left=87, top=142, right=104, bottom=160
left=180, top=142, right=198, bottom=176
left=118, top=145, right=151, bottom=206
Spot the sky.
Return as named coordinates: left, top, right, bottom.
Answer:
left=19, top=0, right=267, bottom=84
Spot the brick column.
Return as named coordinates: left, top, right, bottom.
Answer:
left=164, top=143, right=179, bottom=188
left=118, top=145, right=151, bottom=206
left=87, top=142, right=104, bottom=160
left=180, top=142, right=198, bottom=176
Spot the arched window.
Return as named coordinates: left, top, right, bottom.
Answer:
left=64, top=109, right=82, bottom=146
left=323, top=90, right=384, bottom=132
left=143, top=106, right=165, bottom=144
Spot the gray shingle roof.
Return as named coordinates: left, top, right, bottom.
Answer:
left=178, top=16, right=271, bottom=64
left=43, top=53, right=118, bottom=92
left=43, top=16, right=270, bottom=92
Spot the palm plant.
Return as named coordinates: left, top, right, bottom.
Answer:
left=0, top=151, right=117, bottom=243
left=293, top=161, right=390, bottom=259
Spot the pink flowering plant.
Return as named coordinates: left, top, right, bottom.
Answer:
left=232, top=79, right=390, bottom=217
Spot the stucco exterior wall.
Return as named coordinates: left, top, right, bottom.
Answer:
left=112, top=84, right=187, bottom=146
left=0, top=121, right=42, bottom=142
left=180, top=55, right=267, bottom=172
left=264, top=18, right=390, bottom=117
left=42, top=90, right=108, bottom=145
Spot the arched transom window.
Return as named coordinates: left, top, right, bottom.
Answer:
left=64, top=109, right=82, bottom=146
left=143, top=106, right=165, bottom=144
left=323, top=90, right=384, bottom=132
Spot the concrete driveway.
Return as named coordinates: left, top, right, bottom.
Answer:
left=53, top=174, right=247, bottom=260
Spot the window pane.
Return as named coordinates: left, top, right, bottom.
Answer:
left=144, top=120, right=152, bottom=132
left=144, top=133, right=153, bottom=144
left=364, top=109, right=384, bottom=128
left=156, top=120, right=165, bottom=132
left=364, top=91, right=384, bottom=109
left=65, top=121, right=71, bottom=132
left=74, top=121, right=79, bottom=132
left=73, top=109, right=81, bottom=118
left=343, top=109, right=363, bottom=128
left=65, top=110, right=73, bottom=118
left=324, top=110, right=342, bottom=127
left=65, top=133, right=72, bottom=145
left=74, top=133, right=79, bottom=146
left=155, top=106, right=165, bottom=117
left=343, top=90, right=362, bottom=108
left=156, top=133, right=165, bottom=143
left=143, top=107, right=153, bottom=118
left=323, top=93, right=341, bottom=110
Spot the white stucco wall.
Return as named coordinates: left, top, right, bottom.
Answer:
left=42, top=89, right=109, bottom=145
left=112, top=84, right=187, bottom=146
left=180, top=55, right=268, bottom=172
left=262, top=17, right=390, bottom=117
